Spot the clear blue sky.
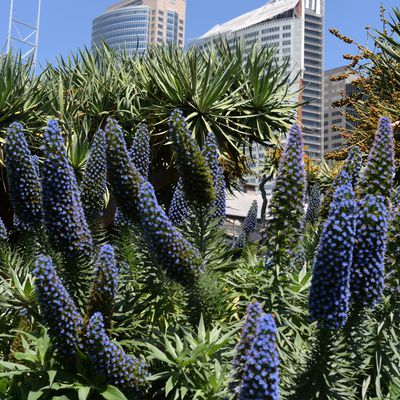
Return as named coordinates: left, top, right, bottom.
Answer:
left=0, top=0, right=398, bottom=70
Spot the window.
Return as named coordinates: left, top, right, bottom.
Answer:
left=262, top=26, right=279, bottom=34
left=283, top=32, right=291, bottom=38
left=283, top=25, right=291, bottom=30
left=282, top=40, right=291, bottom=46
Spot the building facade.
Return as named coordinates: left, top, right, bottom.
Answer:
left=92, top=0, right=186, bottom=54
left=324, top=66, right=358, bottom=154
left=191, top=0, right=324, bottom=191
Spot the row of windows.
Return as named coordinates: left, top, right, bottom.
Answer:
left=94, top=13, right=149, bottom=28
left=303, top=135, right=321, bottom=142
left=283, top=25, right=291, bottom=30
left=303, top=104, right=321, bottom=112
left=282, top=40, right=291, bottom=46
left=94, top=22, right=148, bottom=36
left=305, top=36, right=322, bottom=45
left=307, top=143, right=321, bottom=150
left=283, top=32, right=291, bottom=38
left=262, top=26, right=280, bottom=34
left=305, top=14, right=322, bottom=23
left=302, top=111, right=320, bottom=119
left=305, top=43, right=321, bottom=52
left=305, top=29, right=322, bottom=37
left=303, top=88, right=321, bottom=97
left=303, top=74, right=321, bottom=82
left=245, top=31, right=259, bottom=38
left=305, top=21, right=321, bottom=30
left=332, top=118, right=343, bottom=124
left=305, top=66, right=321, bottom=74
left=94, top=28, right=148, bottom=41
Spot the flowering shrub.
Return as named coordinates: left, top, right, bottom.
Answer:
left=350, top=194, right=388, bottom=307
left=0, top=218, right=7, bottom=240
left=5, top=122, right=42, bottom=228
left=41, top=120, right=93, bottom=260
left=84, top=312, right=148, bottom=389
left=168, top=179, right=190, bottom=226
left=81, top=129, right=107, bottom=222
left=169, top=109, right=215, bottom=206
left=238, top=313, right=280, bottom=400
left=33, top=255, right=83, bottom=358
left=265, top=125, right=306, bottom=265
left=106, top=118, right=144, bottom=223
left=138, top=181, right=203, bottom=285
left=361, top=117, right=394, bottom=199
left=87, top=244, right=119, bottom=331
left=204, top=133, right=226, bottom=222
left=243, top=201, right=258, bottom=234
left=305, top=182, right=321, bottom=225
left=130, top=123, right=150, bottom=179
left=309, top=180, right=356, bottom=330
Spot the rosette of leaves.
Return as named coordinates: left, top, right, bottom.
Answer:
left=41, top=120, right=93, bottom=261
left=169, top=109, right=215, bottom=206
left=81, top=129, right=107, bottom=223
left=5, top=122, right=42, bottom=229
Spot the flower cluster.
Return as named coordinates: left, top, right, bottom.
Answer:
left=81, top=129, right=107, bottom=222
left=169, top=110, right=215, bottom=206
left=33, top=255, right=83, bottom=357
left=339, top=146, right=363, bottom=189
left=361, top=117, right=394, bottom=199
left=87, top=244, right=119, bottom=331
left=106, top=118, right=144, bottom=224
left=305, top=182, right=321, bottom=225
left=84, top=312, right=148, bottom=389
left=243, top=201, right=258, bottom=234
left=350, top=195, right=388, bottom=308
left=265, top=125, right=306, bottom=264
left=130, top=123, right=150, bottom=179
left=232, top=301, right=263, bottom=384
left=232, top=231, right=247, bottom=250
left=309, top=180, right=356, bottom=330
left=0, top=218, right=7, bottom=240
left=5, top=122, right=42, bottom=228
left=169, top=179, right=190, bottom=226
left=238, top=313, right=280, bottom=400
left=138, top=181, right=203, bottom=285
left=203, top=133, right=226, bottom=222
left=41, top=120, right=93, bottom=260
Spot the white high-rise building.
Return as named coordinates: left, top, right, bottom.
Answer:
left=191, top=0, right=324, bottom=191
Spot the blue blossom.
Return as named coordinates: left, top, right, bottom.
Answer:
left=337, top=146, right=363, bottom=189
left=232, top=231, right=247, bottom=250
left=87, top=244, right=119, bottom=331
left=84, top=312, right=148, bottom=389
left=169, top=110, right=215, bottom=206
left=0, top=218, right=7, bottom=240
left=243, top=201, right=258, bottom=234
left=265, top=125, right=306, bottom=264
left=138, top=181, right=203, bottom=285
left=350, top=195, right=388, bottom=308
left=169, top=179, right=190, bottom=226
left=130, top=123, right=150, bottom=179
left=5, top=122, right=42, bottom=228
left=305, top=182, right=321, bottom=225
left=106, top=118, right=144, bottom=224
left=203, top=133, right=226, bottom=222
left=239, top=314, right=280, bottom=400
left=114, top=207, right=132, bottom=228
left=41, top=120, right=93, bottom=260
left=33, top=255, right=83, bottom=357
left=361, top=117, right=394, bottom=199
left=81, top=129, right=107, bottom=222
left=232, top=301, right=263, bottom=384
left=309, top=180, right=356, bottom=330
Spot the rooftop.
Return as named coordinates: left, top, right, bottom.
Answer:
left=201, top=0, right=299, bottom=39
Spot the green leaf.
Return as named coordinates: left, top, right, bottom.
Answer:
left=78, top=386, right=91, bottom=400
left=100, top=385, right=128, bottom=400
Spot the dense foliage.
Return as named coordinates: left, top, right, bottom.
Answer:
left=0, top=106, right=399, bottom=400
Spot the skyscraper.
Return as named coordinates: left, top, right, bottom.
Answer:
left=324, top=66, right=358, bottom=154
left=192, top=0, right=324, bottom=190
left=92, top=0, right=186, bottom=55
